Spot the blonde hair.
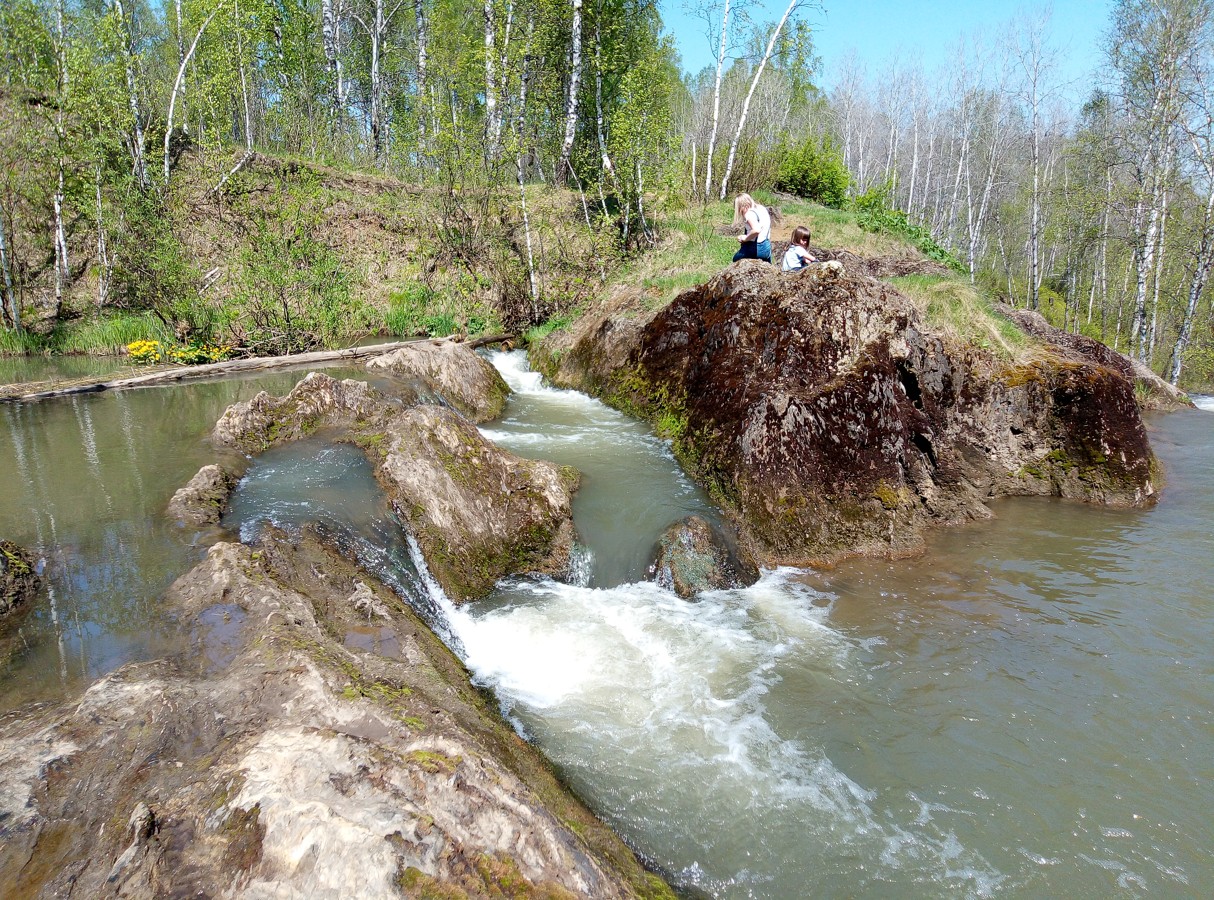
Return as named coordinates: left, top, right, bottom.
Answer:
left=733, top=193, right=754, bottom=225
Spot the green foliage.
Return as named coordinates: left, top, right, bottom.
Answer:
left=57, top=313, right=174, bottom=354
left=852, top=186, right=967, bottom=274
left=231, top=217, right=374, bottom=354
left=523, top=313, right=574, bottom=345
left=775, top=136, right=850, bottom=208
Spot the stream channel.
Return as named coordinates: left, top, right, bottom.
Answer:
left=1, top=352, right=1212, bottom=898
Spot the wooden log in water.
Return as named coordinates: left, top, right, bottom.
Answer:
left=0, top=335, right=517, bottom=403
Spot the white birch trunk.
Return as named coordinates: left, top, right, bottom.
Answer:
left=704, top=0, right=730, bottom=200
left=484, top=0, right=498, bottom=160
left=165, top=8, right=220, bottom=183
left=414, top=0, right=429, bottom=158
left=594, top=21, right=620, bottom=198
left=557, top=0, right=583, bottom=182
left=718, top=0, right=799, bottom=200
left=110, top=0, right=148, bottom=190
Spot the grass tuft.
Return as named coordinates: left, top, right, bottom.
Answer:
left=891, top=275, right=1031, bottom=361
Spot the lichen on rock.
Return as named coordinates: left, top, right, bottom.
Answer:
left=0, top=532, right=672, bottom=899
left=366, top=339, right=512, bottom=423
left=537, top=258, right=1158, bottom=567
left=0, top=540, right=39, bottom=620
left=368, top=405, right=580, bottom=603
left=650, top=515, right=758, bottom=599
left=167, top=464, right=240, bottom=526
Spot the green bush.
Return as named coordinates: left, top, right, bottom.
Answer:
left=775, top=136, right=851, bottom=209
left=851, top=185, right=966, bottom=274
left=385, top=283, right=434, bottom=336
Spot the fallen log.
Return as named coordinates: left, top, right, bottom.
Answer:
left=0, top=340, right=455, bottom=403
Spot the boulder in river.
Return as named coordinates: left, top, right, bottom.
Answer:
left=0, top=540, right=39, bottom=619
left=367, top=339, right=512, bottom=423
left=209, top=373, right=580, bottom=603
left=212, top=371, right=393, bottom=453
left=651, top=515, right=758, bottom=599
left=534, top=259, right=1157, bottom=567
left=166, top=464, right=240, bottom=526
left=366, top=404, right=580, bottom=603
left=0, top=531, right=673, bottom=899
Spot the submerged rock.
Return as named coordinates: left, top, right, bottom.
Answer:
left=536, top=259, right=1157, bottom=567
left=0, top=540, right=39, bottom=619
left=368, top=405, right=580, bottom=603
left=0, top=532, right=673, bottom=899
left=167, top=464, right=240, bottom=526
left=367, top=339, right=512, bottom=423
left=651, top=515, right=758, bottom=599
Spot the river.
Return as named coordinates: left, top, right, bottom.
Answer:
left=1, top=354, right=1211, bottom=898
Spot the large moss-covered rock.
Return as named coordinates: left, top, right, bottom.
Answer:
left=367, top=339, right=511, bottom=422
left=0, top=533, right=672, bottom=899
left=537, top=259, right=1156, bottom=566
left=212, top=371, right=392, bottom=453
left=368, top=405, right=580, bottom=602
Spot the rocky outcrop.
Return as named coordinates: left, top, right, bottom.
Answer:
left=1004, top=307, right=1195, bottom=411
left=0, top=540, right=38, bottom=619
left=650, top=515, right=758, bottom=599
left=210, top=373, right=578, bottom=603
left=367, top=405, right=580, bottom=602
left=213, top=371, right=392, bottom=453
left=167, top=464, right=240, bottom=525
left=535, top=259, right=1157, bottom=567
left=367, top=340, right=512, bottom=423
left=0, top=532, right=672, bottom=899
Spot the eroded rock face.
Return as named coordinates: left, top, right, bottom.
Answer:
left=537, top=260, right=1156, bottom=566
left=0, top=540, right=38, bottom=619
left=651, top=515, right=758, bottom=599
left=166, top=464, right=239, bottom=525
left=367, top=340, right=511, bottom=423
left=0, top=534, right=671, bottom=899
left=213, top=372, right=392, bottom=453
left=208, top=373, right=579, bottom=603
left=369, top=405, right=580, bottom=602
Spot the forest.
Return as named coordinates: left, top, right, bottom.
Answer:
left=1, top=0, right=1212, bottom=386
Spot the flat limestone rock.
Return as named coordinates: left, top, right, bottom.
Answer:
left=0, top=534, right=672, bottom=900
left=367, top=339, right=512, bottom=423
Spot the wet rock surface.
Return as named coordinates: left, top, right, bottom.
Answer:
left=0, top=532, right=672, bottom=899
left=650, top=515, right=758, bottom=599
left=0, top=541, right=39, bottom=620
left=166, top=464, right=240, bottom=526
left=369, top=405, right=580, bottom=603
left=367, top=340, right=512, bottom=423
left=210, top=366, right=578, bottom=603
left=536, top=259, right=1157, bottom=566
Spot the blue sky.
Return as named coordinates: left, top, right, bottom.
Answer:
left=659, top=1, right=1113, bottom=98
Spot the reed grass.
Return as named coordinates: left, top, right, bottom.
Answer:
left=890, top=275, right=1031, bottom=361
left=53, top=312, right=175, bottom=355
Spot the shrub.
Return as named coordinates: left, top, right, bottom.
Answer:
left=851, top=185, right=966, bottom=274
left=775, top=136, right=851, bottom=208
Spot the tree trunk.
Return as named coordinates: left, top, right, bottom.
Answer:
left=323, top=0, right=343, bottom=120
left=593, top=20, right=620, bottom=198
left=110, top=0, right=148, bottom=190
left=483, top=0, right=498, bottom=161
left=414, top=0, right=430, bottom=160
left=718, top=0, right=799, bottom=200
left=1168, top=182, right=1214, bottom=384
left=704, top=0, right=730, bottom=200
left=165, top=8, right=220, bottom=184
left=557, top=0, right=583, bottom=182
left=0, top=206, right=17, bottom=330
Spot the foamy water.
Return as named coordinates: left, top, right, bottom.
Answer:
left=1190, top=393, right=1214, bottom=411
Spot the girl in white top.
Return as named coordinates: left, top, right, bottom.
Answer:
left=732, top=193, right=773, bottom=263
left=782, top=225, right=816, bottom=271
